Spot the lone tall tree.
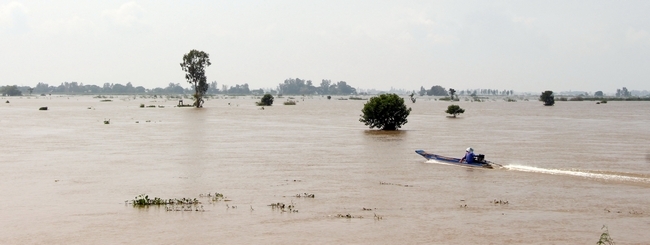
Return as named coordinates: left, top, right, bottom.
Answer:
left=359, top=93, right=411, bottom=130
left=180, top=50, right=211, bottom=108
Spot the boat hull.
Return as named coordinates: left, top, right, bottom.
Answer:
left=415, top=150, right=493, bottom=169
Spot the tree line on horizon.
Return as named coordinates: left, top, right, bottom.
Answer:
left=0, top=79, right=359, bottom=96
left=417, top=85, right=514, bottom=97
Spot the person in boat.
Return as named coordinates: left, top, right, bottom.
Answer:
left=460, top=147, right=475, bottom=163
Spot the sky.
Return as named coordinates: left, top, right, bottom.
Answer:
left=1, top=0, right=649, bottom=93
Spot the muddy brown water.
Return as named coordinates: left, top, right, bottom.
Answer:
left=1, top=95, right=649, bottom=244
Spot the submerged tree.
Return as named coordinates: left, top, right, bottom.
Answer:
left=445, top=104, right=465, bottom=118
left=257, top=93, right=274, bottom=106
left=180, top=50, right=211, bottom=108
left=359, top=93, right=411, bottom=130
left=449, top=88, right=456, bottom=101
left=540, top=90, right=555, bottom=106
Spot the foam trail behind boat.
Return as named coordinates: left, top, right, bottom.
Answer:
left=504, top=164, right=650, bottom=184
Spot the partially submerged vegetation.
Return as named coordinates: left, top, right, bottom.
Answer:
left=445, top=104, right=465, bottom=118
left=129, top=193, right=228, bottom=212
left=540, top=90, right=555, bottom=106
left=597, top=226, right=615, bottom=245
left=359, top=93, right=411, bottom=130
left=257, top=94, right=274, bottom=106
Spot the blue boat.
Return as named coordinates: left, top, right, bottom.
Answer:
left=415, top=150, right=495, bottom=169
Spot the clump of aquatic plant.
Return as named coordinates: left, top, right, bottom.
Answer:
left=295, top=193, right=314, bottom=198
left=373, top=213, right=383, bottom=220
left=349, top=96, right=365, bottom=100
left=103, top=119, right=110, bottom=124
left=140, top=104, right=145, bottom=108
left=597, top=225, right=615, bottom=245
left=336, top=213, right=363, bottom=219
left=379, top=181, right=413, bottom=187
left=199, top=192, right=228, bottom=203
left=491, top=199, right=509, bottom=205
left=100, top=99, right=112, bottom=102
left=146, top=105, right=156, bottom=108
left=131, top=194, right=200, bottom=207
left=269, top=202, right=298, bottom=213
left=284, top=100, right=297, bottom=105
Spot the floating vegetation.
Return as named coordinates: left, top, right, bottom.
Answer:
left=269, top=202, right=298, bottom=213
left=140, top=104, right=145, bottom=108
left=5, top=100, right=9, bottom=103
left=362, top=207, right=374, bottom=211
left=337, top=98, right=348, bottom=100
left=146, top=105, right=156, bottom=108
left=491, top=199, right=509, bottom=205
left=505, top=98, right=517, bottom=102
left=349, top=96, right=365, bottom=100
left=199, top=192, right=229, bottom=203
left=604, top=208, right=644, bottom=215
left=39, top=107, right=48, bottom=110
left=295, top=193, right=315, bottom=198
left=379, top=181, right=413, bottom=187
left=284, top=100, right=297, bottom=105
left=100, top=99, right=112, bottom=102
left=336, top=213, right=363, bottom=219
left=104, top=119, right=110, bottom=124
left=131, top=194, right=199, bottom=206
left=373, top=213, right=383, bottom=220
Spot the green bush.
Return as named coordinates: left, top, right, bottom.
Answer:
left=445, top=104, right=465, bottom=118
left=359, top=93, right=411, bottom=130
left=257, top=93, right=274, bottom=106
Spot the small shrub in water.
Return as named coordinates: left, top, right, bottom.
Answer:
left=597, top=225, right=615, bottom=245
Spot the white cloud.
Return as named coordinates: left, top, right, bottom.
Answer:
left=0, top=1, right=29, bottom=33
left=102, top=1, right=145, bottom=28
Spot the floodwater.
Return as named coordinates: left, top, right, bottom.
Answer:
left=1, top=95, right=649, bottom=244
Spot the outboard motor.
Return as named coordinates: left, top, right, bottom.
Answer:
left=474, top=154, right=485, bottom=163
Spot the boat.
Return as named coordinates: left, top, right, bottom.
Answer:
left=415, top=150, right=495, bottom=169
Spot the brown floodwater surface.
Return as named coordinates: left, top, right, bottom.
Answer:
left=1, top=95, right=649, bottom=244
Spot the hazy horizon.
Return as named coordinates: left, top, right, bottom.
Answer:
left=2, top=1, right=649, bottom=93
